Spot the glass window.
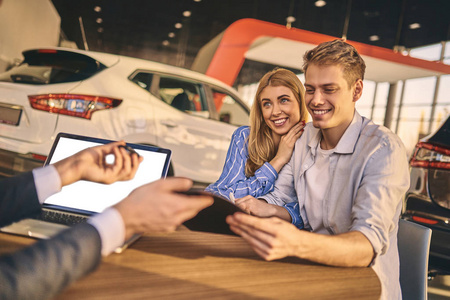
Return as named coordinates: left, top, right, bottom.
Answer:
left=410, top=44, right=443, bottom=61
left=434, top=74, right=450, bottom=132
left=0, top=50, right=106, bottom=84
left=158, top=76, right=209, bottom=119
left=355, top=80, right=377, bottom=118
left=130, top=72, right=153, bottom=91
left=437, top=75, right=450, bottom=105
left=403, top=77, right=436, bottom=106
left=212, top=89, right=249, bottom=126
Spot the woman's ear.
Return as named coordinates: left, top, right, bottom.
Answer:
left=353, top=79, right=363, bottom=102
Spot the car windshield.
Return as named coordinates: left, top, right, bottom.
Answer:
left=0, top=50, right=106, bottom=84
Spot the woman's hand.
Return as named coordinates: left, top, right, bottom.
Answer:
left=235, top=196, right=276, bottom=217
left=235, top=195, right=292, bottom=222
left=270, top=121, right=305, bottom=172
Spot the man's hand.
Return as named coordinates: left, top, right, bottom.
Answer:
left=235, top=196, right=292, bottom=221
left=226, top=212, right=302, bottom=261
left=114, top=177, right=213, bottom=240
left=226, top=212, right=375, bottom=267
left=53, top=141, right=143, bottom=186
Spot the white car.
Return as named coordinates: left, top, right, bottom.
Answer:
left=0, top=48, right=249, bottom=185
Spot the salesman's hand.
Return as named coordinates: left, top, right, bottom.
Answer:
left=53, top=141, right=143, bottom=186
left=114, top=177, right=213, bottom=240
left=226, top=212, right=302, bottom=261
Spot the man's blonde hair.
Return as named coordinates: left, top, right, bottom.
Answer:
left=303, top=39, right=366, bottom=87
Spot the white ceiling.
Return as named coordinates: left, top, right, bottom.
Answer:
left=245, top=37, right=448, bottom=83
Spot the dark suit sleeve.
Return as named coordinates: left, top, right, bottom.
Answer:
left=0, top=171, right=42, bottom=227
left=0, top=223, right=102, bottom=300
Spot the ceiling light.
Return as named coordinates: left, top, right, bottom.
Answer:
left=94, top=6, right=101, bottom=13
left=409, top=23, right=421, bottom=30
left=285, top=16, right=296, bottom=29
left=315, top=0, right=326, bottom=7
left=286, top=16, right=296, bottom=23
left=194, top=0, right=201, bottom=2
left=168, top=32, right=175, bottom=38
left=96, top=18, right=103, bottom=24
left=175, top=23, right=182, bottom=29
left=369, top=35, right=379, bottom=41
left=183, top=11, right=191, bottom=17
left=162, top=40, right=170, bottom=46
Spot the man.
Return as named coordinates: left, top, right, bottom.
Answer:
left=227, top=40, right=410, bottom=300
left=0, top=141, right=213, bottom=299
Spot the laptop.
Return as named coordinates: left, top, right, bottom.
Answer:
left=1, top=132, right=172, bottom=253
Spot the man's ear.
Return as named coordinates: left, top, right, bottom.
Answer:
left=352, top=79, right=363, bottom=102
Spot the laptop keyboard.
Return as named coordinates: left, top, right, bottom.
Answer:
left=37, top=210, right=88, bottom=226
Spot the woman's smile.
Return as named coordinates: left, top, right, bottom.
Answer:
left=260, top=85, right=301, bottom=138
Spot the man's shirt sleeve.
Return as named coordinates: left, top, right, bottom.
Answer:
left=32, top=165, right=61, bottom=204
left=32, top=165, right=125, bottom=257
left=88, top=208, right=125, bottom=256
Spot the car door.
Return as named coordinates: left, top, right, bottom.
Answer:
left=205, top=84, right=251, bottom=165
left=153, top=74, right=239, bottom=185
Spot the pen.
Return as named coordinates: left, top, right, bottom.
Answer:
left=106, top=144, right=140, bottom=165
left=119, top=144, right=140, bottom=157
left=229, top=192, right=236, bottom=204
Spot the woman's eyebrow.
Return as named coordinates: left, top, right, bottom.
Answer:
left=277, top=94, right=290, bottom=99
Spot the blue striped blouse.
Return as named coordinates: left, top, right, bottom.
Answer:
left=206, top=126, right=304, bottom=229
left=205, top=126, right=278, bottom=200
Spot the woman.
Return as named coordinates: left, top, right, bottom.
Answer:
left=205, top=68, right=308, bottom=201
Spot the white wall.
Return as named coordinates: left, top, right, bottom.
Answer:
left=0, top=0, right=60, bottom=71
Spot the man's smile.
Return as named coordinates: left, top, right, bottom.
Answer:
left=311, top=109, right=332, bottom=116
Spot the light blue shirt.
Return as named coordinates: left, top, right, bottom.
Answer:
left=261, top=111, right=410, bottom=300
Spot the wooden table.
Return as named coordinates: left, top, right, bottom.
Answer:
left=0, top=227, right=381, bottom=299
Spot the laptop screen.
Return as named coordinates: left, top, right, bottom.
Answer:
left=43, top=133, right=171, bottom=214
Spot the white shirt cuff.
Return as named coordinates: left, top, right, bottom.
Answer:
left=32, top=165, right=62, bottom=204
left=88, top=207, right=126, bottom=256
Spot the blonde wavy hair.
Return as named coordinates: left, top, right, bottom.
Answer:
left=303, top=39, right=366, bottom=88
left=245, top=68, right=308, bottom=177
